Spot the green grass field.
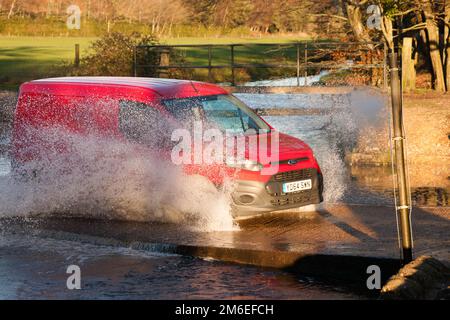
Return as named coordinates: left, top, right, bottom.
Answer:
left=0, top=35, right=313, bottom=90
left=0, top=36, right=96, bottom=89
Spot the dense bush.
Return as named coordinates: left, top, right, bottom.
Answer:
left=64, top=32, right=193, bottom=79
left=71, top=32, right=158, bottom=76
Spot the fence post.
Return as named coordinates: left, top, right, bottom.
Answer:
left=296, top=43, right=300, bottom=86
left=208, top=45, right=212, bottom=82
left=133, top=46, right=137, bottom=77
left=402, top=37, right=415, bottom=92
left=159, top=48, right=170, bottom=78
left=304, top=43, right=308, bottom=86
left=230, top=45, right=235, bottom=86
left=74, top=44, right=80, bottom=67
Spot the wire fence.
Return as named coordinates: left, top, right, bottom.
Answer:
left=134, top=41, right=387, bottom=87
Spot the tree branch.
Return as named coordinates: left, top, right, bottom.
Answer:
left=307, top=13, right=348, bottom=21
left=390, top=8, right=418, bottom=17
left=345, top=0, right=369, bottom=7
left=394, top=22, right=427, bottom=33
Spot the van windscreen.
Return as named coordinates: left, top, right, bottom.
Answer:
left=162, top=94, right=270, bottom=135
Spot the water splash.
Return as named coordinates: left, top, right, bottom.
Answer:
left=254, top=89, right=387, bottom=207
left=0, top=128, right=237, bottom=232
left=0, top=88, right=389, bottom=223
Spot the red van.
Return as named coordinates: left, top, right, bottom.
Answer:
left=11, top=77, right=323, bottom=217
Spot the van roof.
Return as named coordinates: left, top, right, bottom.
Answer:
left=24, top=77, right=228, bottom=98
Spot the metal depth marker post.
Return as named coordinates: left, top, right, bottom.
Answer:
left=388, top=50, right=413, bottom=264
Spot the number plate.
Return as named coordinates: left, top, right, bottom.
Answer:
left=282, top=179, right=312, bottom=193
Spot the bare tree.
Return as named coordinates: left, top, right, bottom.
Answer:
left=342, top=0, right=450, bottom=91
left=7, top=0, right=17, bottom=19
left=419, top=0, right=446, bottom=91
left=444, top=0, right=450, bottom=89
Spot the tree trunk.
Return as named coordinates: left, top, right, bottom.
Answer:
left=422, top=1, right=446, bottom=92
left=402, top=37, right=416, bottom=91
left=344, top=1, right=374, bottom=49
left=336, top=0, right=344, bottom=16
left=46, top=0, right=52, bottom=17
left=381, top=15, right=394, bottom=50
left=426, top=21, right=446, bottom=91
left=7, top=0, right=17, bottom=19
left=87, top=0, right=91, bottom=20
left=445, top=2, right=450, bottom=90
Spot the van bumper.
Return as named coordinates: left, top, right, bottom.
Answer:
left=231, top=168, right=323, bottom=217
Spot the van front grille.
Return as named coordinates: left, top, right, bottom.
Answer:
left=270, top=168, right=315, bottom=182
left=266, top=168, right=319, bottom=205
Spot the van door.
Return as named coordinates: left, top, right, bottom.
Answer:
left=12, top=92, right=86, bottom=163
left=118, top=99, right=175, bottom=152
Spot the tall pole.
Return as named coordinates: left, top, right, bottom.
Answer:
left=389, top=52, right=413, bottom=264
left=389, top=10, right=413, bottom=264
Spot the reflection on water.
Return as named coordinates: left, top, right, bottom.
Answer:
left=412, top=188, right=449, bottom=207
left=0, top=234, right=363, bottom=300
left=349, top=165, right=449, bottom=207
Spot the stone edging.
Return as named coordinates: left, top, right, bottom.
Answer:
left=380, top=255, right=450, bottom=300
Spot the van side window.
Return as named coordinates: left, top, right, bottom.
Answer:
left=118, top=100, right=171, bottom=148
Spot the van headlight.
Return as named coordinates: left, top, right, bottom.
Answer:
left=226, top=159, right=263, bottom=172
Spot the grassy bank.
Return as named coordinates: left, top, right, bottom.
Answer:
left=0, top=36, right=95, bottom=89
left=0, top=35, right=315, bottom=90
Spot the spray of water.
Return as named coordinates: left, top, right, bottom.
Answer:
left=262, top=88, right=387, bottom=210
left=0, top=127, right=237, bottom=232
left=318, top=89, right=386, bottom=204
left=0, top=88, right=388, bottom=222
left=319, top=89, right=387, bottom=204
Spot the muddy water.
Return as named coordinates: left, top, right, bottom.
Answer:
left=0, top=233, right=364, bottom=300
left=0, top=90, right=447, bottom=299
